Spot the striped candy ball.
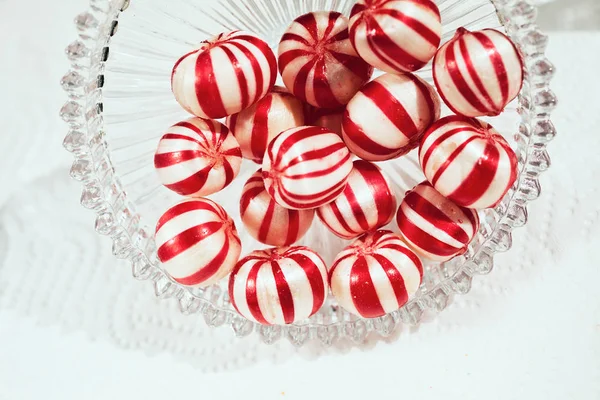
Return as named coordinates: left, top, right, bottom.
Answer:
left=229, top=246, right=328, bottom=325
left=226, top=87, right=305, bottom=164
left=154, top=118, right=242, bottom=197
left=317, top=160, right=397, bottom=239
left=240, top=169, right=315, bottom=246
left=419, top=115, right=518, bottom=209
left=349, top=0, right=442, bottom=74
left=329, top=230, right=423, bottom=318
left=278, top=11, right=374, bottom=109
left=171, top=31, right=277, bottom=119
left=396, top=181, right=480, bottom=262
left=342, top=73, right=440, bottom=161
left=155, top=198, right=242, bottom=288
left=305, top=105, right=344, bottom=137
left=433, top=28, right=524, bottom=117
left=263, top=126, right=353, bottom=210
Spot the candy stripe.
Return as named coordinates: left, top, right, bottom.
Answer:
left=155, top=198, right=241, bottom=288
left=154, top=118, right=242, bottom=198
left=349, top=0, right=441, bottom=74
left=240, top=170, right=315, bottom=246
left=419, top=116, right=518, bottom=209
left=229, top=247, right=328, bottom=325
left=433, top=28, right=524, bottom=117
left=278, top=11, right=373, bottom=108
left=329, top=231, right=423, bottom=319
left=263, top=126, right=353, bottom=210
left=343, top=73, right=440, bottom=162
left=317, top=160, right=397, bottom=239
left=172, top=31, right=277, bottom=119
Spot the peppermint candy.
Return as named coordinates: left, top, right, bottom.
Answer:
left=342, top=73, right=440, bottom=161
left=171, top=31, right=277, bottom=119
left=226, top=87, right=305, bottom=164
left=433, top=28, right=524, bottom=117
left=329, top=230, right=423, bottom=318
left=229, top=246, right=328, bottom=325
left=278, top=11, right=373, bottom=108
left=155, top=198, right=242, bottom=288
left=263, top=126, right=353, bottom=210
left=349, top=0, right=442, bottom=73
left=419, top=115, right=518, bottom=209
left=397, top=181, right=480, bottom=262
left=154, top=118, right=242, bottom=197
left=240, top=170, right=315, bottom=246
left=317, top=160, right=397, bottom=239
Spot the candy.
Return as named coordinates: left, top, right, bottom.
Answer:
left=229, top=246, right=328, bottom=325
left=317, top=160, right=397, bottom=239
left=396, top=181, right=480, bottom=262
left=226, top=87, right=305, bottom=164
left=278, top=11, right=373, bottom=109
left=342, top=73, right=440, bottom=161
left=349, top=0, right=442, bottom=74
left=171, top=31, right=277, bottom=119
left=155, top=198, right=242, bottom=288
left=154, top=118, right=242, bottom=197
left=419, top=115, right=518, bottom=209
left=329, top=230, right=423, bottom=318
left=263, top=126, right=353, bottom=210
left=240, top=170, right=315, bottom=246
left=305, top=106, right=344, bottom=137
left=433, top=28, right=524, bottom=117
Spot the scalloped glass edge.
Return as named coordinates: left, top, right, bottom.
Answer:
left=61, top=0, right=556, bottom=346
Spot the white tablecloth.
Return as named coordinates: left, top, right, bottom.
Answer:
left=0, top=0, right=598, bottom=399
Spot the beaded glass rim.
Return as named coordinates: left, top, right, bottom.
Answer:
left=61, top=0, right=556, bottom=346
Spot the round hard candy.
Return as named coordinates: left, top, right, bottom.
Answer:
left=329, top=230, right=423, bottom=318
left=433, top=27, right=524, bottom=117
left=419, top=115, right=518, bottom=209
left=155, top=198, right=242, bottom=288
left=305, top=105, right=344, bottom=137
left=171, top=30, right=277, bottom=119
left=240, top=169, right=315, bottom=246
left=154, top=118, right=242, bottom=197
left=342, top=73, right=440, bottom=161
left=396, top=181, right=480, bottom=262
left=226, top=87, right=305, bottom=164
left=278, top=11, right=373, bottom=109
left=317, top=160, right=397, bottom=239
left=229, top=246, right=328, bottom=325
left=263, top=126, right=353, bottom=210
left=349, top=0, right=442, bottom=73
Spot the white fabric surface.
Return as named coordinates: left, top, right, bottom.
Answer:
left=0, top=0, right=599, bottom=399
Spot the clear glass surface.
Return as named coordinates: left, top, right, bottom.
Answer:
left=61, top=0, right=556, bottom=345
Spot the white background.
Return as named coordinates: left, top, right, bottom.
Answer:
left=0, top=0, right=599, bottom=399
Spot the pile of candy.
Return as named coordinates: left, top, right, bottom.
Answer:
left=154, top=0, right=523, bottom=325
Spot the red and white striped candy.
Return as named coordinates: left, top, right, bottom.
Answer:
left=263, top=126, right=353, bottom=210
left=226, top=87, right=305, bottom=164
left=396, top=181, right=480, bottom=262
left=155, top=198, right=242, bottom=288
left=349, top=0, right=442, bottom=74
left=317, top=160, right=397, bottom=239
left=419, top=115, right=518, bottom=209
left=305, top=106, right=344, bottom=137
left=171, top=31, right=277, bottom=119
left=229, top=246, right=327, bottom=325
left=240, top=170, right=315, bottom=246
left=329, top=230, right=423, bottom=318
left=278, top=11, right=373, bottom=109
left=154, top=118, right=242, bottom=197
left=342, top=73, right=440, bottom=161
left=433, top=28, right=524, bottom=117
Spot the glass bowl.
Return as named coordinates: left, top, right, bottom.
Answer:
left=61, top=0, right=556, bottom=345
